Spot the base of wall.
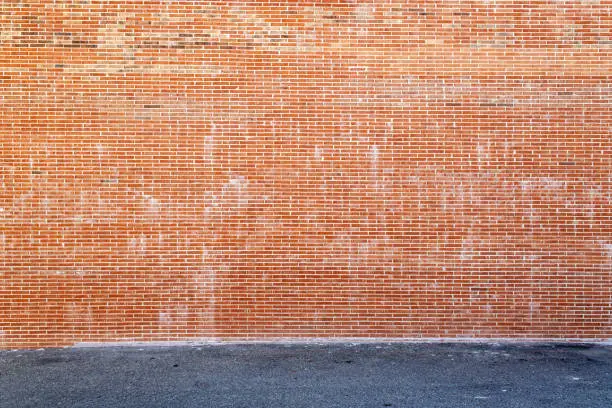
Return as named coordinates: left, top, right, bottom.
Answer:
left=71, top=337, right=612, bottom=349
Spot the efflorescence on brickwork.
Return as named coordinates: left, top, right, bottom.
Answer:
left=0, top=1, right=610, bottom=348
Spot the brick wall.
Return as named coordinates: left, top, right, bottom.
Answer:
left=1, top=1, right=610, bottom=348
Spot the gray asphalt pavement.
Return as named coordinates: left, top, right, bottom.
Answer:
left=1, top=342, right=610, bottom=408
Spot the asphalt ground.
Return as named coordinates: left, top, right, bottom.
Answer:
left=1, top=342, right=610, bottom=408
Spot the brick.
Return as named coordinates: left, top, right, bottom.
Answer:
left=0, top=0, right=610, bottom=349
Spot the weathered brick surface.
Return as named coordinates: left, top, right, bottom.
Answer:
left=0, top=1, right=610, bottom=348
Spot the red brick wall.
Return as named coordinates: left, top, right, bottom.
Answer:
left=1, top=1, right=610, bottom=348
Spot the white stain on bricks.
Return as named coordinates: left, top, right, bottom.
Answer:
left=460, top=228, right=481, bottom=261
left=159, top=305, right=189, bottom=328
left=221, top=175, right=250, bottom=208
left=369, top=145, right=379, bottom=167
left=66, top=303, right=94, bottom=328
left=355, top=3, right=374, bottom=22
left=144, top=195, right=160, bottom=217
left=585, top=187, right=602, bottom=221
left=475, top=143, right=489, bottom=170
left=158, top=311, right=173, bottom=325
left=194, top=244, right=217, bottom=334
left=602, top=242, right=612, bottom=259
left=518, top=177, right=570, bottom=222
left=128, top=234, right=147, bottom=257
left=205, top=123, right=215, bottom=167
left=529, top=301, right=540, bottom=322
left=520, top=177, right=566, bottom=192
left=314, top=145, right=324, bottom=161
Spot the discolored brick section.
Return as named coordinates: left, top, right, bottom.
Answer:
left=0, top=1, right=610, bottom=348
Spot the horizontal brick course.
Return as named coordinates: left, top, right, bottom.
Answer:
left=0, top=1, right=610, bottom=348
